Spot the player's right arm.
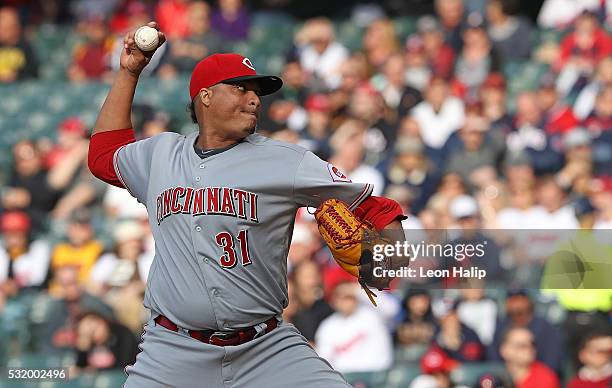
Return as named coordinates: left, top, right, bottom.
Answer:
left=88, top=22, right=165, bottom=196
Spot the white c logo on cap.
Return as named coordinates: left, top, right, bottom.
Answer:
left=242, top=58, right=256, bottom=71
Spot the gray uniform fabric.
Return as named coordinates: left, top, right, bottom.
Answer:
left=114, top=131, right=372, bottom=387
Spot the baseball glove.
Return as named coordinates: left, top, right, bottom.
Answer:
left=314, top=198, right=392, bottom=306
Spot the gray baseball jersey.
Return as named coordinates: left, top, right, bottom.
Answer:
left=113, top=130, right=373, bottom=331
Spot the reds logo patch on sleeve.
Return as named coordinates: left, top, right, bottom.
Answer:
left=327, top=164, right=352, bottom=183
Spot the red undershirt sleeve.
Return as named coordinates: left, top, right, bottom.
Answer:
left=87, top=129, right=136, bottom=188
left=353, top=196, right=407, bottom=231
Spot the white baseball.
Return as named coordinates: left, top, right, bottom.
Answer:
left=134, top=26, right=159, bottom=52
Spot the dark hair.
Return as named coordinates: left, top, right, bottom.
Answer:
left=578, top=331, right=612, bottom=351
left=500, top=325, right=534, bottom=346
left=187, top=101, right=197, bottom=124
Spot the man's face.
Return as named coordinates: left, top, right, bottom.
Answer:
left=501, top=328, right=536, bottom=366
left=579, top=336, right=612, bottom=369
left=202, top=81, right=262, bottom=140
left=506, top=296, right=533, bottom=326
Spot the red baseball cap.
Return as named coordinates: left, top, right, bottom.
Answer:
left=59, top=117, right=87, bottom=136
left=0, top=211, right=31, bottom=233
left=189, top=53, right=283, bottom=100
left=420, top=347, right=459, bottom=374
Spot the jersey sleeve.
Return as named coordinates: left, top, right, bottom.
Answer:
left=293, top=151, right=373, bottom=210
left=113, top=135, right=160, bottom=204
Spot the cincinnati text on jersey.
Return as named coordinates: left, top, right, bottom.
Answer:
left=155, top=186, right=259, bottom=225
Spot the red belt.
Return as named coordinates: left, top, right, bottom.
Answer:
left=154, top=315, right=278, bottom=347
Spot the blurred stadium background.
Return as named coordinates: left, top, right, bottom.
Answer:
left=0, top=0, right=611, bottom=387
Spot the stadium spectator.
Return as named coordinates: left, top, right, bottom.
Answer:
left=74, top=311, right=139, bottom=372
left=328, top=119, right=385, bottom=196
left=395, top=289, right=436, bottom=349
left=89, top=220, right=153, bottom=332
left=298, top=93, right=333, bottom=159
left=499, top=326, right=560, bottom=388
left=590, top=177, right=612, bottom=229
left=431, top=297, right=485, bottom=362
left=0, top=211, right=50, bottom=293
left=315, top=280, right=393, bottom=373
left=507, top=92, right=564, bottom=175
left=410, top=346, right=467, bottom=388
left=411, top=76, right=465, bottom=155
left=0, top=6, right=38, bottom=82
left=287, top=223, right=317, bottom=272
left=454, top=19, right=500, bottom=99
left=434, top=0, right=466, bottom=51
left=403, top=37, right=431, bottom=93
left=50, top=208, right=103, bottom=289
left=362, top=18, right=400, bottom=70
left=556, top=128, right=594, bottom=196
left=456, top=287, right=497, bottom=346
left=495, top=180, right=540, bottom=229
left=567, top=332, right=612, bottom=388
left=378, top=53, right=422, bottom=118
left=210, top=0, right=250, bottom=41
left=155, top=0, right=191, bottom=39
left=67, top=17, right=114, bottom=82
left=486, top=0, right=534, bottom=62
left=489, top=290, right=564, bottom=371
left=44, top=266, right=114, bottom=352
left=555, top=11, right=612, bottom=96
left=537, top=0, right=610, bottom=29
left=446, top=114, right=502, bottom=186
left=416, top=15, right=455, bottom=80
left=297, top=17, right=349, bottom=90
left=384, top=136, right=440, bottom=215
left=159, top=1, right=222, bottom=76
left=2, top=140, right=65, bottom=233
left=537, top=75, right=580, bottom=136
left=291, top=260, right=333, bottom=344
left=479, top=73, right=513, bottom=135
left=574, top=57, right=612, bottom=119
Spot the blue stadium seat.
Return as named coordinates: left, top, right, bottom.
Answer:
left=343, top=371, right=388, bottom=388
left=450, top=362, right=507, bottom=386
left=385, top=363, right=421, bottom=388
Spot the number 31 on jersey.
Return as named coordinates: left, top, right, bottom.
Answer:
left=215, top=230, right=252, bottom=268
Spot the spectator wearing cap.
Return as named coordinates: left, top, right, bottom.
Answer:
left=431, top=297, right=485, bottom=362
left=297, top=17, right=349, bottom=90
left=416, top=15, right=456, bottom=80
left=555, top=128, right=594, bottom=196
left=489, top=290, right=564, bottom=372
left=581, top=86, right=612, bottom=174
left=385, top=136, right=440, bottom=215
left=0, top=6, right=38, bottom=83
left=410, top=347, right=466, bottom=388
left=446, top=195, right=503, bottom=281
left=500, top=326, right=560, bottom=388
left=411, top=76, right=465, bottom=160
left=454, top=18, right=501, bottom=99
left=158, top=1, right=223, bottom=77
left=315, top=281, right=393, bottom=373
left=67, top=17, right=114, bottom=83
left=446, top=113, right=504, bottom=187
left=533, top=176, right=579, bottom=229
left=536, top=76, right=580, bottom=137
left=404, top=36, right=432, bottom=92
left=210, top=0, right=250, bottom=41
left=50, top=208, right=103, bottom=290
left=479, top=73, right=513, bottom=136
left=507, top=92, right=564, bottom=175
left=486, top=0, right=534, bottom=62
left=2, top=140, right=63, bottom=233
left=290, top=260, right=333, bottom=344
left=0, top=211, right=51, bottom=294
left=567, top=332, right=612, bottom=388
left=89, top=220, right=153, bottom=332
left=44, top=117, right=90, bottom=192
left=395, top=289, right=437, bottom=350
left=328, top=119, right=385, bottom=196
left=298, top=93, right=334, bottom=159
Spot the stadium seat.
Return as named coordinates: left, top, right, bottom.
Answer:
left=343, top=371, right=388, bottom=387
left=394, top=344, right=428, bottom=363
left=450, top=362, right=507, bottom=386
left=392, top=16, right=417, bottom=41
left=385, top=363, right=421, bottom=388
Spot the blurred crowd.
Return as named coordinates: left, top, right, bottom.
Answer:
left=1, top=0, right=612, bottom=387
